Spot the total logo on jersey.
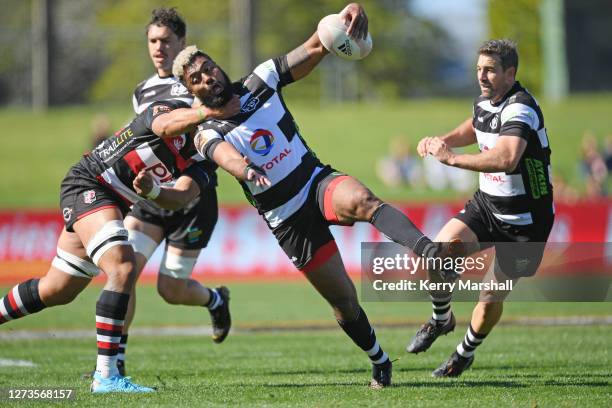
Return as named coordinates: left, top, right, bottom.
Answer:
left=249, top=128, right=293, bottom=171
left=250, top=129, right=275, bottom=156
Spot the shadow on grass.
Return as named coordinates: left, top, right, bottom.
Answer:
left=230, top=380, right=526, bottom=389
left=269, top=365, right=434, bottom=376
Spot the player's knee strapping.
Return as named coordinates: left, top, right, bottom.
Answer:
left=337, top=306, right=389, bottom=365
left=0, top=279, right=46, bottom=324
left=52, top=248, right=100, bottom=279
left=128, top=230, right=158, bottom=259
left=86, top=220, right=130, bottom=266
left=159, top=252, right=198, bottom=279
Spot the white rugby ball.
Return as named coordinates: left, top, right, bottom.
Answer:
left=317, top=14, right=372, bottom=61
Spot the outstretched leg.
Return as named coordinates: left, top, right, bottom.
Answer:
left=302, top=248, right=391, bottom=388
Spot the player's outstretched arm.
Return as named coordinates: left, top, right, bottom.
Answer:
left=210, top=142, right=271, bottom=187
left=417, top=118, right=476, bottom=158
left=427, top=134, right=526, bottom=173
left=133, top=170, right=201, bottom=210
left=440, top=117, right=477, bottom=148
left=151, top=96, right=240, bottom=138
left=287, top=3, right=368, bottom=82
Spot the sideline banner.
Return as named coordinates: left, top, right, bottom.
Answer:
left=0, top=201, right=610, bottom=282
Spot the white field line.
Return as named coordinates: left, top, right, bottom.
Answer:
left=0, top=358, right=37, bottom=367
left=0, top=315, right=610, bottom=341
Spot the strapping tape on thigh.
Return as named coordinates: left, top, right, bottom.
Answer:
left=86, top=220, right=130, bottom=266
left=128, top=229, right=159, bottom=259
left=159, top=251, right=198, bottom=279
left=52, top=247, right=100, bottom=279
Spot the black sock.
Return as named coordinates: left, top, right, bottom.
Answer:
left=337, top=307, right=389, bottom=365
left=0, top=279, right=46, bottom=324
left=370, top=204, right=437, bottom=257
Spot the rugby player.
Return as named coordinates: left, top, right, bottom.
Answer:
left=406, top=39, right=554, bottom=377
left=116, top=8, right=232, bottom=377
left=0, top=93, right=262, bottom=392
left=172, top=3, right=445, bottom=388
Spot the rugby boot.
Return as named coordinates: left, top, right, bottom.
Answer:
left=91, top=372, right=155, bottom=393
left=431, top=351, right=474, bottom=378
left=209, top=286, right=231, bottom=343
left=369, top=359, right=392, bottom=389
left=406, top=312, right=456, bottom=353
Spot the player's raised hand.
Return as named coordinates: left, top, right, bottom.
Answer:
left=417, top=137, right=433, bottom=158
left=243, top=157, right=271, bottom=187
left=200, top=95, right=241, bottom=120
left=340, top=3, right=368, bottom=40
left=133, top=169, right=159, bottom=198
left=426, top=137, right=455, bottom=165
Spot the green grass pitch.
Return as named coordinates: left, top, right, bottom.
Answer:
left=0, top=282, right=610, bottom=406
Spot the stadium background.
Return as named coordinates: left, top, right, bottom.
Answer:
left=0, top=0, right=610, bottom=405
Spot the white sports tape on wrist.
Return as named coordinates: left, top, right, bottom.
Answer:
left=52, top=247, right=100, bottom=279
left=85, top=220, right=130, bottom=266
left=146, top=182, right=161, bottom=199
left=159, top=251, right=198, bottom=280
left=127, top=229, right=159, bottom=259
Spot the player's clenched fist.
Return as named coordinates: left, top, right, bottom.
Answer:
left=426, top=137, right=455, bottom=165
left=416, top=137, right=434, bottom=158
left=133, top=169, right=159, bottom=198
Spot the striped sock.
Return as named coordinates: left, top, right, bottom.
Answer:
left=338, top=307, right=389, bottom=365
left=117, top=334, right=128, bottom=363
left=0, top=279, right=46, bottom=324
left=95, top=290, right=129, bottom=378
left=456, top=324, right=488, bottom=358
left=204, top=288, right=222, bottom=310
left=430, top=293, right=452, bottom=323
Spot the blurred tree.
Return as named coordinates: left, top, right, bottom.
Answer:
left=488, top=0, right=542, bottom=94
left=90, top=0, right=230, bottom=103
left=256, top=0, right=453, bottom=101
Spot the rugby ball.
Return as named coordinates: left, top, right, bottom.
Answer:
left=317, top=14, right=372, bottom=61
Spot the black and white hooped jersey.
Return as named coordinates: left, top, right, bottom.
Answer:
left=472, top=81, right=553, bottom=225
left=133, top=74, right=193, bottom=114
left=195, top=56, right=324, bottom=229
left=80, top=100, right=206, bottom=205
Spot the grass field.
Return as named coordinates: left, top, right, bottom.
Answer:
left=0, top=282, right=610, bottom=406
left=2, top=94, right=612, bottom=208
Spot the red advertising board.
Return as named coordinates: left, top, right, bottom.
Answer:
left=0, top=201, right=610, bottom=283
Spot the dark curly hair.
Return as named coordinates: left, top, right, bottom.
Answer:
left=146, top=7, right=186, bottom=39
left=478, top=39, right=518, bottom=72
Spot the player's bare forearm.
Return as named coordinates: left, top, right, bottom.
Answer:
left=448, top=150, right=514, bottom=173
left=287, top=33, right=329, bottom=82
left=441, top=118, right=477, bottom=148
left=152, top=177, right=200, bottom=210
left=209, top=141, right=250, bottom=181
left=151, top=108, right=207, bottom=138
left=152, top=98, right=240, bottom=138
left=428, top=134, right=525, bottom=173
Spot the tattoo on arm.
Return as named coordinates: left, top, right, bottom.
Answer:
left=286, top=46, right=310, bottom=70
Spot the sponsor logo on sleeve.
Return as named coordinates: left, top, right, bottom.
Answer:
left=170, top=83, right=188, bottom=96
